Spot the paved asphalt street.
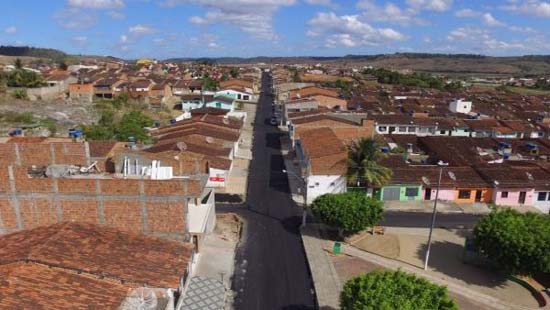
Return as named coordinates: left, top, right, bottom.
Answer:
left=229, top=73, right=316, bottom=310
left=222, top=72, right=483, bottom=310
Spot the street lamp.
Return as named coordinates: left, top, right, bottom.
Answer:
left=282, top=169, right=308, bottom=228
left=422, top=161, right=456, bottom=270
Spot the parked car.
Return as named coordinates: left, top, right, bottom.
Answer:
left=270, top=117, right=279, bottom=126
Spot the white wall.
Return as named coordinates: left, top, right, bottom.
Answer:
left=533, top=191, right=550, bottom=214
left=306, top=175, right=347, bottom=204
left=449, top=99, right=472, bottom=114
left=187, top=189, right=216, bottom=234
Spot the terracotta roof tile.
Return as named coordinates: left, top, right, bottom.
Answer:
left=0, top=222, right=193, bottom=288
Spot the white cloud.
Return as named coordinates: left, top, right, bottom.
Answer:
left=120, top=34, right=128, bottom=43
left=128, top=24, right=156, bottom=35
left=67, top=0, right=124, bottom=9
left=446, top=26, right=528, bottom=53
left=455, top=8, right=480, bottom=17
left=168, top=0, right=296, bottom=40
left=304, top=0, right=333, bottom=6
left=307, top=12, right=406, bottom=48
left=501, top=0, right=550, bottom=18
left=4, top=26, right=17, bottom=34
left=406, top=0, right=453, bottom=12
left=357, top=0, right=427, bottom=25
left=54, top=8, right=98, bottom=29
left=72, top=36, right=88, bottom=46
left=107, top=10, right=125, bottom=19
left=482, top=13, right=505, bottom=27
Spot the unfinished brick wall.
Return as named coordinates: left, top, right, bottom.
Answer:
left=0, top=142, right=89, bottom=167
left=295, top=119, right=375, bottom=144
left=0, top=166, right=203, bottom=240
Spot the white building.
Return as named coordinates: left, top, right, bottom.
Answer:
left=296, top=127, right=347, bottom=204
left=449, top=99, right=472, bottom=114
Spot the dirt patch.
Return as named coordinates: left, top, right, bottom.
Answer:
left=214, top=213, right=242, bottom=242
left=348, top=232, right=400, bottom=259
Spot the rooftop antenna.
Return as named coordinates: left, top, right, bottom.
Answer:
left=177, top=142, right=187, bottom=152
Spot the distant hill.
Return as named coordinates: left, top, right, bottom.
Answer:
left=165, top=53, right=550, bottom=76
left=0, top=46, right=67, bottom=61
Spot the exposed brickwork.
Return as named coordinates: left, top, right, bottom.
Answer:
left=19, top=198, right=58, bottom=228
left=147, top=202, right=186, bottom=233
left=143, top=179, right=185, bottom=195
left=103, top=200, right=143, bottom=232
left=295, top=119, right=375, bottom=143
left=57, top=178, right=96, bottom=194
left=0, top=141, right=88, bottom=167
left=0, top=166, right=202, bottom=239
left=60, top=199, right=98, bottom=224
left=0, top=199, right=18, bottom=230
left=100, top=179, right=140, bottom=195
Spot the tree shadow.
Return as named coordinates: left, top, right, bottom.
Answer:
left=415, top=240, right=507, bottom=287
left=281, top=305, right=317, bottom=310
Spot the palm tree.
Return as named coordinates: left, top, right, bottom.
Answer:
left=347, top=138, right=392, bottom=189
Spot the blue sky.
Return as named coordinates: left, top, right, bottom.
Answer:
left=1, top=0, right=550, bottom=58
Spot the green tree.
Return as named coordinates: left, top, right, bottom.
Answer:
left=82, top=124, right=116, bottom=140
left=341, top=270, right=457, bottom=310
left=58, top=61, right=68, bottom=70
left=115, top=111, right=153, bottom=143
left=11, top=89, right=28, bottom=100
left=347, top=138, right=392, bottom=188
left=14, top=58, right=23, bottom=70
left=202, top=76, right=219, bottom=91
left=311, top=192, right=383, bottom=236
left=7, top=69, right=45, bottom=88
left=473, top=209, right=550, bottom=276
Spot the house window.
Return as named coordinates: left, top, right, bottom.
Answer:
left=538, top=192, right=547, bottom=201
left=458, top=190, right=471, bottom=199
left=314, top=182, right=320, bottom=186
left=501, top=191, right=508, bottom=198
left=407, top=127, right=415, bottom=133
left=440, top=130, right=446, bottom=135
left=330, top=182, right=335, bottom=186
left=405, top=187, right=419, bottom=197
left=243, top=95, right=250, bottom=100
left=378, top=126, right=387, bottom=132
left=398, top=126, right=407, bottom=133
left=237, top=94, right=242, bottom=100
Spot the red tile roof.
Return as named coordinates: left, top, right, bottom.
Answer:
left=0, top=222, right=193, bottom=288
left=0, top=262, right=131, bottom=310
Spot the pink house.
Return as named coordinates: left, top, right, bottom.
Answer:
left=476, top=165, right=550, bottom=207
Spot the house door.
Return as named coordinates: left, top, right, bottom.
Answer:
left=424, top=188, right=432, bottom=200
left=475, top=190, right=482, bottom=202
left=383, top=188, right=400, bottom=201
left=519, top=192, right=526, bottom=204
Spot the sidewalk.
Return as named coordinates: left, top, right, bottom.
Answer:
left=301, top=226, right=342, bottom=309
left=301, top=224, right=539, bottom=310
left=384, top=200, right=492, bottom=214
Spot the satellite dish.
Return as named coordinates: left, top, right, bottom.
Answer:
left=526, top=172, right=534, bottom=181
left=222, top=118, right=230, bottom=125
left=177, top=142, right=187, bottom=151
left=205, top=137, right=214, bottom=144
left=123, top=287, right=158, bottom=310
